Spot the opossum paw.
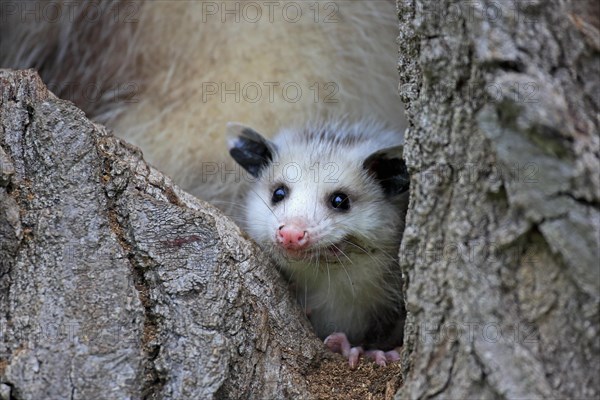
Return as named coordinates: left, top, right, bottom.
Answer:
left=323, top=332, right=364, bottom=369
left=324, top=332, right=351, bottom=355
left=364, top=349, right=400, bottom=367
left=324, top=332, right=400, bottom=369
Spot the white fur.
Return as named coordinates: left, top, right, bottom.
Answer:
left=244, top=120, right=407, bottom=343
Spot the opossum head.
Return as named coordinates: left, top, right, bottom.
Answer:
left=227, top=121, right=410, bottom=274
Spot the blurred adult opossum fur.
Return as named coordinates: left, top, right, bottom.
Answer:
left=0, top=0, right=406, bottom=213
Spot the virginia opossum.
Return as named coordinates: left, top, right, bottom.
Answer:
left=0, top=0, right=409, bottom=366
left=228, top=120, right=409, bottom=367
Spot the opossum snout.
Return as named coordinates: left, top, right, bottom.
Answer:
left=277, top=224, right=309, bottom=250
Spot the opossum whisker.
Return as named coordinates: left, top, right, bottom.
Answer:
left=330, top=242, right=354, bottom=266
left=341, top=238, right=394, bottom=272
left=247, top=188, right=277, bottom=219
left=342, top=237, right=396, bottom=263
left=327, top=243, right=356, bottom=299
left=325, top=251, right=332, bottom=300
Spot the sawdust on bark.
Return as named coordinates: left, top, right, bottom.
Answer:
left=306, top=355, right=403, bottom=400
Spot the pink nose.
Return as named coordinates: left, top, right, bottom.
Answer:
left=277, top=225, right=309, bottom=250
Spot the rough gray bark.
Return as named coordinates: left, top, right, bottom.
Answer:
left=396, top=0, right=599, bottom=398
left=0, top=69, right=324, bottom=400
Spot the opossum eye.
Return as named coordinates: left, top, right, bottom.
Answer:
left=272, top=186, right=287, bottom=204
left=330, top=192, right=350, bottom=211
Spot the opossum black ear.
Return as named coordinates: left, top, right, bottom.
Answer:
left=227, top=122, right=276, bottom=178
left=363, top=145, right=410, bottom=196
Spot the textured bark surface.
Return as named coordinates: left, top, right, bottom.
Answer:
left=0, top=69, right=324, bottom=400
left=397, top=0, right=599, bottom=398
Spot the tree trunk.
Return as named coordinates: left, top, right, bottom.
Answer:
left=396, top=0, right=599, bottom=398
left=0, top=69, right=324, bottom=400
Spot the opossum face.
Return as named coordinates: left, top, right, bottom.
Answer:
left=228, top=122, right=410, bottom=272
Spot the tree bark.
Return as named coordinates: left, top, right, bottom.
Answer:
left=0, top=69, right=324, bottom=400
left=396, top=0, right=599, bottom=398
